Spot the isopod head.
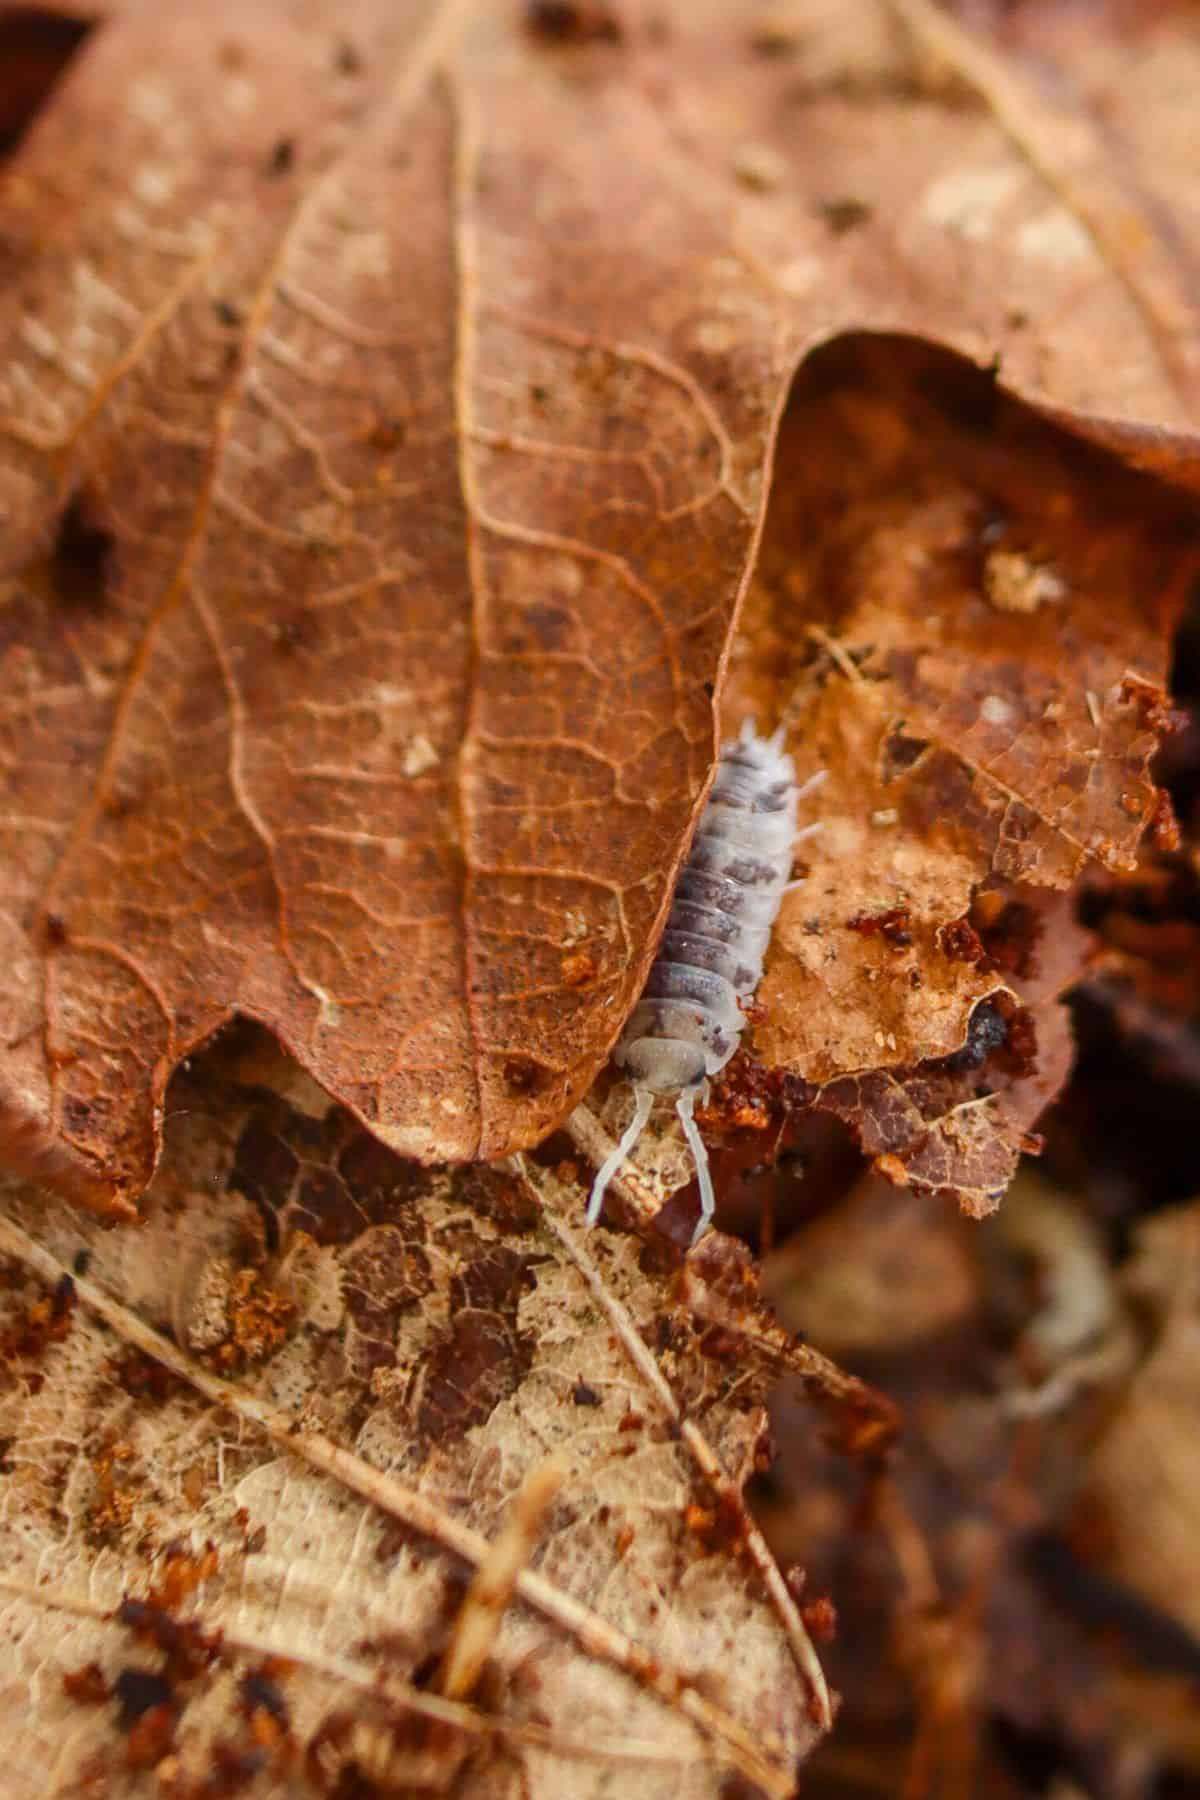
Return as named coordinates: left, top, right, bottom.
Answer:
left=618, top=1037, right=706, bottom=1094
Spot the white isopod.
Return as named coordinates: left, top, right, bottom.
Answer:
left=587, top=719, right=824, bottom=1241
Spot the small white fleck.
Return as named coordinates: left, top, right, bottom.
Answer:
left=984, top=549, right=1067, bottom=614
left=563, top=910, right=589, bottom=947
left=1086, top=690, right=1102, bottom=728
left=921, top=165, right=1023, bottom=240
left=400, top=734, right=439, bottom=778
left=870, top=808, right=899, bottom=827
left=1017, top=209, right=1093, bottom=269
left=18, top=317, right=58, bottom=359
left=776, top=255, right=822, bottom=297
left=690, top=317, right=737, bottom=355
left=981, top=695, right=1013, bottom=726
left=549, top=555, right=583, bottom=598
left=132, top=164, right=175, bottom=207
left=128, top=79, right=172, bottom=124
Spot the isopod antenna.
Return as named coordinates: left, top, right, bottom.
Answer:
left=676, top=1086, right=716, bottom=1245
left=586, top=1085, right=654, bottom=1225
left=586, top=1083, right=718, bottom=1245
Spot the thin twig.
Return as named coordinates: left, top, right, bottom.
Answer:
left=438, top=1455, right=567, bottom=1702
left=530, top=1165, right=833, bottom=1732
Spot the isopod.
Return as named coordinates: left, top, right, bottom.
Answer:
left=587, top=719, right=823, bottom=1241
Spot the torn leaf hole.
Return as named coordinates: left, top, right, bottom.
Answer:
left=51, top=491, right=113, bottom=611
left=880, top=725, right=929, bottom=782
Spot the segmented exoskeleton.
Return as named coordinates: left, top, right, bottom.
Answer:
left=587, top=721, right=823, bottom=1240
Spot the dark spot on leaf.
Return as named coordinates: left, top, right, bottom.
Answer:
left=847, top=907, right=913, bottom=948
left=111, top=1349, right=180, bottom=1405
left=114, top=1667, right=175, bottom=1730
left=239, top=1667, right=290, bottom=1727
left=367, top=415, right=406, bottom=451
left=342, top=1226, right=433, bottom=1380
left=51, top=492, right=112, bottom=612
left=413, top=1245, right=535, bottom=1442
left=525, top=1, right=623, bottom=45
left=266, top=136, right=295, bottom=175
left=511, top=601, right=571, bottom=651
left=117, top=1598, right=219, bottom=1679
left=937, top=917, right=985, bottom=964
left=502, top=1054, right=549, bottom=1093
left=62, top=1661, right=109, bottom=1705
left=819, top=196, right=873, bottom=234
left=456, top=1164, right=539, bottom=1233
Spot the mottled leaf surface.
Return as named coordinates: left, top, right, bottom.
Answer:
left=0, top=1037, right=826, bottom=1797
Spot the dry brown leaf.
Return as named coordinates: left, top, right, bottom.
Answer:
left=0, top=1035, right=832, bottom=1797
left=731, top=339, right=1194, bottom=1083
left=803, top=884, right=1086, bottom=1215
left=2, top=2, right=1199, bottom=1209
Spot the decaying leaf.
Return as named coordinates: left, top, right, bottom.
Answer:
left=733, top=340, right=1193, bottom=1074
left=1069, top=1201, right=1200, bottom=1662
left=2, top=0, right=1199, bottom=1210
left=0, top=1035, right=835, bottom=1797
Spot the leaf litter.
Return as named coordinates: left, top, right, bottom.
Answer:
left=3, top=0, right=1200, bottom=1793
left=1, top=0, right=1197, bottom=1207
left=0, top=1030, right=862, bottom=1796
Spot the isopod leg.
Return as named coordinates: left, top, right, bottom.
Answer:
left=676, top=1087, right=716, bottom=1246
left=586, top=1085, right=654, bottom=1225
left=794, top=768, right=828, bottom=804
